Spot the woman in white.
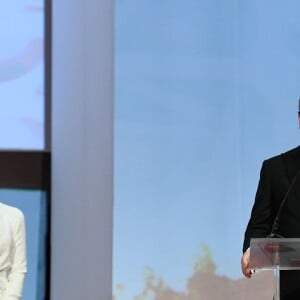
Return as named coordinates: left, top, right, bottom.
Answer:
left=0, top=203, right=27, bottom=299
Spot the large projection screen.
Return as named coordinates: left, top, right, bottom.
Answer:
left=0, top=1, right=49, bottom=300
left=114, top=1, right=300, bottom=299
left=0, top=0, right=45, bottom=150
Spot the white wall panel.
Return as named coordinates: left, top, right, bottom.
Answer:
left=52, top=0, right=113, bottom=299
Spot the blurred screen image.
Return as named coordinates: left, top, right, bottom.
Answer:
left=0, top=0, right=44, bottom=150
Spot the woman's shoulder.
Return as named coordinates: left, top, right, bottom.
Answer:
left=0, top=202, right=24, bottom=221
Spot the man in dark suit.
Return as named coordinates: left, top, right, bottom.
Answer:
left=241, top=101, right=300, bottom=299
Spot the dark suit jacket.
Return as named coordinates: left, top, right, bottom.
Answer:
left=243, top=146, right=300, bottom=299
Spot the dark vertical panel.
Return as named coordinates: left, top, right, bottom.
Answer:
left=45, top=0, right=51, bottom=298
left=45, top=0, right=52, bottom=151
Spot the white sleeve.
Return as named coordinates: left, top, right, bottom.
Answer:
left=3, top=211, right=27, bottom=300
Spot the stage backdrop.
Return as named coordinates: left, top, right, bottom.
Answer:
left=0, top=1, right=48, bottom=299
left=114, top=1, right=300, bottom=299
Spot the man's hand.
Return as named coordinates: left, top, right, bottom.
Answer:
left=241, top=248, right=252, bottom=278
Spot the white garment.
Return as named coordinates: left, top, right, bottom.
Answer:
left=0, top=203, right=27, bottom=300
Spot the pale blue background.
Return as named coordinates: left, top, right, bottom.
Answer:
left=114, top=1, right=300, bottom=299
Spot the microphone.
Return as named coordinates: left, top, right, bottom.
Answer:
left=268, top=170, right=300, bottom=238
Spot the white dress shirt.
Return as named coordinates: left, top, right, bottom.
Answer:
left=0, top=203, right=27, bottom=299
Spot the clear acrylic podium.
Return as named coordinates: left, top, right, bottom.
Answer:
left=250, top=238, right=300, bottom=300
